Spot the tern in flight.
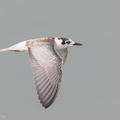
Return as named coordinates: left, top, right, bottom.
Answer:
left=0, top=37, right=82, bottom=108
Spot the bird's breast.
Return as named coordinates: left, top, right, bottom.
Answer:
left=56, top=48, right=68, bottom=64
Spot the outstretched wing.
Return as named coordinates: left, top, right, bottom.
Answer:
left=27, top=38, right=62, bottom=108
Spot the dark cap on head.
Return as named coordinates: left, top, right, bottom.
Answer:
left=58, top=37, right=69, bottom=45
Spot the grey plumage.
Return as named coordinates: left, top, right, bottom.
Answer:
left=27, top=39, right=62, bottom=108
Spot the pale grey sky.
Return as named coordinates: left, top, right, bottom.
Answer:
left=0, top=0, right=120, bottom=120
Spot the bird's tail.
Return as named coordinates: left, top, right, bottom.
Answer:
left=0, top=41, right=28, bottom=52
left=0, top=48, right=10, bottom=52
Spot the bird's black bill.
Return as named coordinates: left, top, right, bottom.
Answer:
left=73, top=43, right=83, bottom=46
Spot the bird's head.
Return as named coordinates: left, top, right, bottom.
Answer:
left=54, top=37, right=83, bottom=50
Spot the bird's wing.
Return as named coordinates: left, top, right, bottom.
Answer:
left=27, top=39, right=62, bottom=108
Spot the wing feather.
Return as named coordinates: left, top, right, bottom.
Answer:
left=28, top=39, right=62, bottom=108
left=43, top=84, right=60, bottom=108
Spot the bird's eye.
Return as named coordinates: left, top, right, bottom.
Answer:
left=66, top=41, right=71, bottom=44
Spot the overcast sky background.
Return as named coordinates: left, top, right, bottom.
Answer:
left=0, top=0, right=120, bottom=120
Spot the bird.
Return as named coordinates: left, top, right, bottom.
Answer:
left=0, top=37, right=82, bottom=108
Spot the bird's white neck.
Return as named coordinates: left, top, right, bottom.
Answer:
left=54, top=45, right=68, bottom=64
